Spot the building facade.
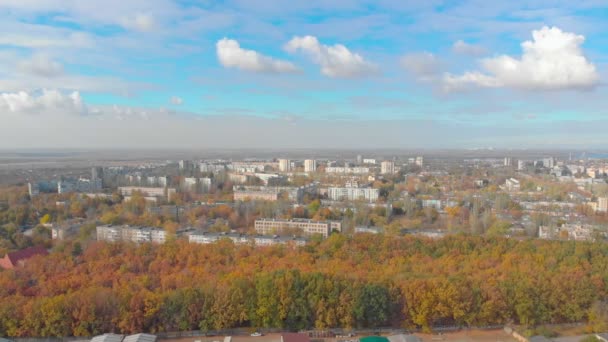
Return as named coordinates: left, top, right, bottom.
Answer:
left=254, top=218, right=341, bottom=238
left=278, top=159, right=291, bottom=172
left=304, top=159, right=317, bottom=173
left=96, top=225, right=167, bottom=244
left=381, top=161, right=395, bottom=175
left=327, top=187, right=379, bottom=203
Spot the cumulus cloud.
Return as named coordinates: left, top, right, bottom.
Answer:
left=452, top=40, right=486, bottom=56
left=400, top=52, right=442, bottom=81
left=0, top=89, right=86, bottom=115
left=17, top=54, right=64, bottom=78
left=216, top=38, right=299, bottom=73
left=170, top=96, right=183, bottom=105
left=284, top=35, right=378, bottom=78
left=444, top=26, right=599, bottom=91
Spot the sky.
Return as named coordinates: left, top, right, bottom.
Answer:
left=1, top=0, right=608, bottom=149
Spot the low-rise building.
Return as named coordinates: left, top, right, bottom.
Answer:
left=539, top=224, right=595, bottom=241
left=234, top=189, right=279, bottom=201
left=325, top=166, right=370, bottom=174
left=51, top=219, right=86, bottom=240
left=96, top=225, right=168, bottom=244
left=118, top=186, right=176, bottom=201
left=504, top=178, right=521, bottom=192
left=188, top=232, right=307, bottom=246
left=254, top=218, right=341, bottom=238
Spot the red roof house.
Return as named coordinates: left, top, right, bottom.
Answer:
left=0, top=246, right=48, bottom=270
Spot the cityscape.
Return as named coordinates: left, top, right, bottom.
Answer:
left=1, top=1, right=608, bottom=342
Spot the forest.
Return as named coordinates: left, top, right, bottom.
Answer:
left=1, top=234, right=608, bottom=337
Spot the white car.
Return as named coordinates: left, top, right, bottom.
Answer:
left=250, top=333, right=263, bottom=337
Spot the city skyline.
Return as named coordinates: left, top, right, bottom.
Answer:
left=1, top=1, right=608, bottom=148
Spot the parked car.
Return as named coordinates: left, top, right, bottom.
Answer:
left=251, top=332, right=263, bottom=337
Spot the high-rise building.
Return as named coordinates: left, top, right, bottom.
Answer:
left=415, top=156, right=424, bottom=167
left=304, top=159, right=317, bottom=173
left=504, top=157, right=512, bottom=167
left=278, top=159, right=291, bottom=172
left=518, top=160, right=527, bottom=171
left=91, top=167, right=104, bottom=190
left=381, top=161, right=395, bottom=175
left=92, top=167, right=103, bottom=181
left=178, top=160, right=193, bottom=170
left=542, top=157, right=555, bottom=168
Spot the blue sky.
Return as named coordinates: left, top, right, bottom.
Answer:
left=0, top=0, right=608, bottom=149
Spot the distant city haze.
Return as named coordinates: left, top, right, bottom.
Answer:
left=0, top=2, right=607, bottom=148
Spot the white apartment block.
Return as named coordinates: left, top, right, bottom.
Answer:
left=233, top=190, right=279, bottom=201
left=96, top=225, right=167, bottom=244
left=188, top=232, right=307, bottom=246
left=325, top=167, right=370, bottom=174
left=362, top=159, right=376, bottom=164
left=381, top=161, right=395, bottom=175
left=327, top=187, right=379, bottom=203
left=183, top=177, right=198, bottom=190
left=504, top=178, right=520, bottom=192
left=304, top=159, right=317, bottom=173
left=118, top=186, right=176, bottom=200
left=278, top=159, right=291, bottom=172
left=254, top=218, right=342, bottom=238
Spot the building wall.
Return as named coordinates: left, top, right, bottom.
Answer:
left=381, top=161, right=395, bottom=175
left=327, top=187, right=379, bottom=203
left=234, top=191, right=279, bottom=201
left=254, top=219, right=333, bottom=238
left=304, top=159, right=317, bottom=173
left=278, top=159, right=291, bottom=172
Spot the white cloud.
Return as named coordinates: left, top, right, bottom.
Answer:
left=120, top=13, right=156, bottom=32
left=0, top=31, right=93, bottom=49
left=17, top=54, right=64, bottom=78
left=0, top=89, right=86, bottom=115
left=444, top=26, right=599, bottom=91
left=400, top=52, right=442, bottom=81
left=170, top=96, right=183, bottom=105
left=284, top=35, right=378, bottom=78
left=216, top=38, right=299, bottom=73
left=452, top=40, right=486, bottom=56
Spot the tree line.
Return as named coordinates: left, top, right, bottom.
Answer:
left=1, top=234, right=608, bottom=337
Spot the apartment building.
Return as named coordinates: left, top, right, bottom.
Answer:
left=188, top=232, right=307, bottom=246
left=96, top=225, right=167, bottom=244
left=278, top=159, right=291, bottom=172
left=254, top=218, right=342, bottom=238
left=381, top=161, right=395, bottom=175
left=327, top=187, right=379, bottom=203
left=304, top=159, right=317, bottom=173
left=325, top=167, right=370, bottom=174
